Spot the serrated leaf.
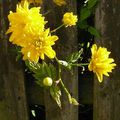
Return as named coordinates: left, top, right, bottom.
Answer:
left=33, top=72, right=46, bottom=81
left=43, top=62, right=52, bottom=77
left=87, top=0, right=98, bottom=9
left=49, top=64, right=57, bottom=80
left=50, top=86, right=61, bottom=108
left=80, top=7, right=91, bottom=21
left=25, top=60, right=41, bottom=73
left=88, top=26, right=100, bottom=38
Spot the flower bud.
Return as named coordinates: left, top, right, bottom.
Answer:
left=43, top=77, right=53, bottom=86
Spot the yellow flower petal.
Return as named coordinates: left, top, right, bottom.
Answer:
left=96, top=73, right=103, bottom=83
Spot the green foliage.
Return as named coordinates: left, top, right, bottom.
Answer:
left=87, top=0, right=98, bottom=9
left=80, top=7, right=91, bottom=21
left=88, top=26, right=100, bottom=38
left=77, top=20, right=89, bottom=29
left=25, top=60, right=42, bottom=73
left=78, top=0, right=100, bottom=38
left=16, top=52, right=22, bottom=61
left=50, top=86, right=61, bottom=108
left=67, top=49, right=83, bottom=63
left=25, top=60, right=62, bottom=107
left=25, top=60, right=57, bottom=86
left=66, top=49, right=83, bottom=69
left=57, top=49, right=83, bottom=71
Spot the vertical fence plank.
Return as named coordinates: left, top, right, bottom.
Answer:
left=94, top=0, right=120, bottom=120
left=43, top=0, right=78, bottom=120
left=0, top=1, right=29, bottom=120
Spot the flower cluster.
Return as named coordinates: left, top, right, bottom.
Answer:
left=6, top=0, right=116, bottom=110
left=88, top=44, right=116, bottom=82
left=7, top=1, right=58, bottom=62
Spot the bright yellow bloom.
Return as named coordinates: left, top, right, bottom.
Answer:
left=21, top=0, right=43, bottom=5
left=7, top=1, right=46, bottom=47
left=62, top=12, right=78, bottom=27
left=88, top=44, right=116, bottom=82
left=21, top=29, right=58, bottom=62
left=53, top=0, right=66, bottom=6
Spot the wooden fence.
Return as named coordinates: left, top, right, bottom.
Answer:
left=0, top=0, right=120, bottom=120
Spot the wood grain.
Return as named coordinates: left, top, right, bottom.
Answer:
left=94, top=0, right=120, bottom=120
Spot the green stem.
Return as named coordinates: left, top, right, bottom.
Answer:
left=51, top=24, right=64, bottom=33
left=55, top=57, right=72, bottom=103
left=71, top=63, right=89, bottom=67
left=60, top=80, right=71, bottom=99
left=43, top=10, right=51, bottom=16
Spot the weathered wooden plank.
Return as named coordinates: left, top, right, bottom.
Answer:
left=43, top=0, right=78, bottom=120
left=0, top=1, right=29, bottom=120
left=94, top=0, right=120, bottom=120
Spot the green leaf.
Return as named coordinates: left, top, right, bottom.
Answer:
left=71, top=98, right=79, bottom=105
left=49, top=64, right=57, bottom=80
left=88, top=26, right=100, bottom=38
left=50, top=86, right=61, bottom=108
left=43, top=62, right=52, bottom=78
left=87, top=0, right=98, bottom=9
left=78, top=20, right=89, bottom=29
left=67, top=49, right=83, bottom=63
left=25, top=60, right=42, bottom=73
left=25, top=60, right=57, bottom=86
left=80, top=7, right=91, bottom=21
left=31, top=110, right=36, bottom=117
left=16, top=53, right=22, bottom=61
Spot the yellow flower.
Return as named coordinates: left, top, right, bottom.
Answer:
left=53, top=0, right=66, bottom=6
left=21, top=0, right=43, bottom=5
left=88, top=44, right=116, bottom=82
left=21, top=29, right=58, bottom=62
left=62, top=12, right=78, bottom=27
left=7, top=1, right=46, bottom=47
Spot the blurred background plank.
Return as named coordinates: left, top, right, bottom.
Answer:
left=0, top=1, right=29, bottom=120
left=94, top=0, right=120, bottom=120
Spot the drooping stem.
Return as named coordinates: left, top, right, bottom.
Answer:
left=60, top=80, right=72, bottom=102
left=55, top=57, right=72, bottom=103
left=51, top=24, right=64, bottom=33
